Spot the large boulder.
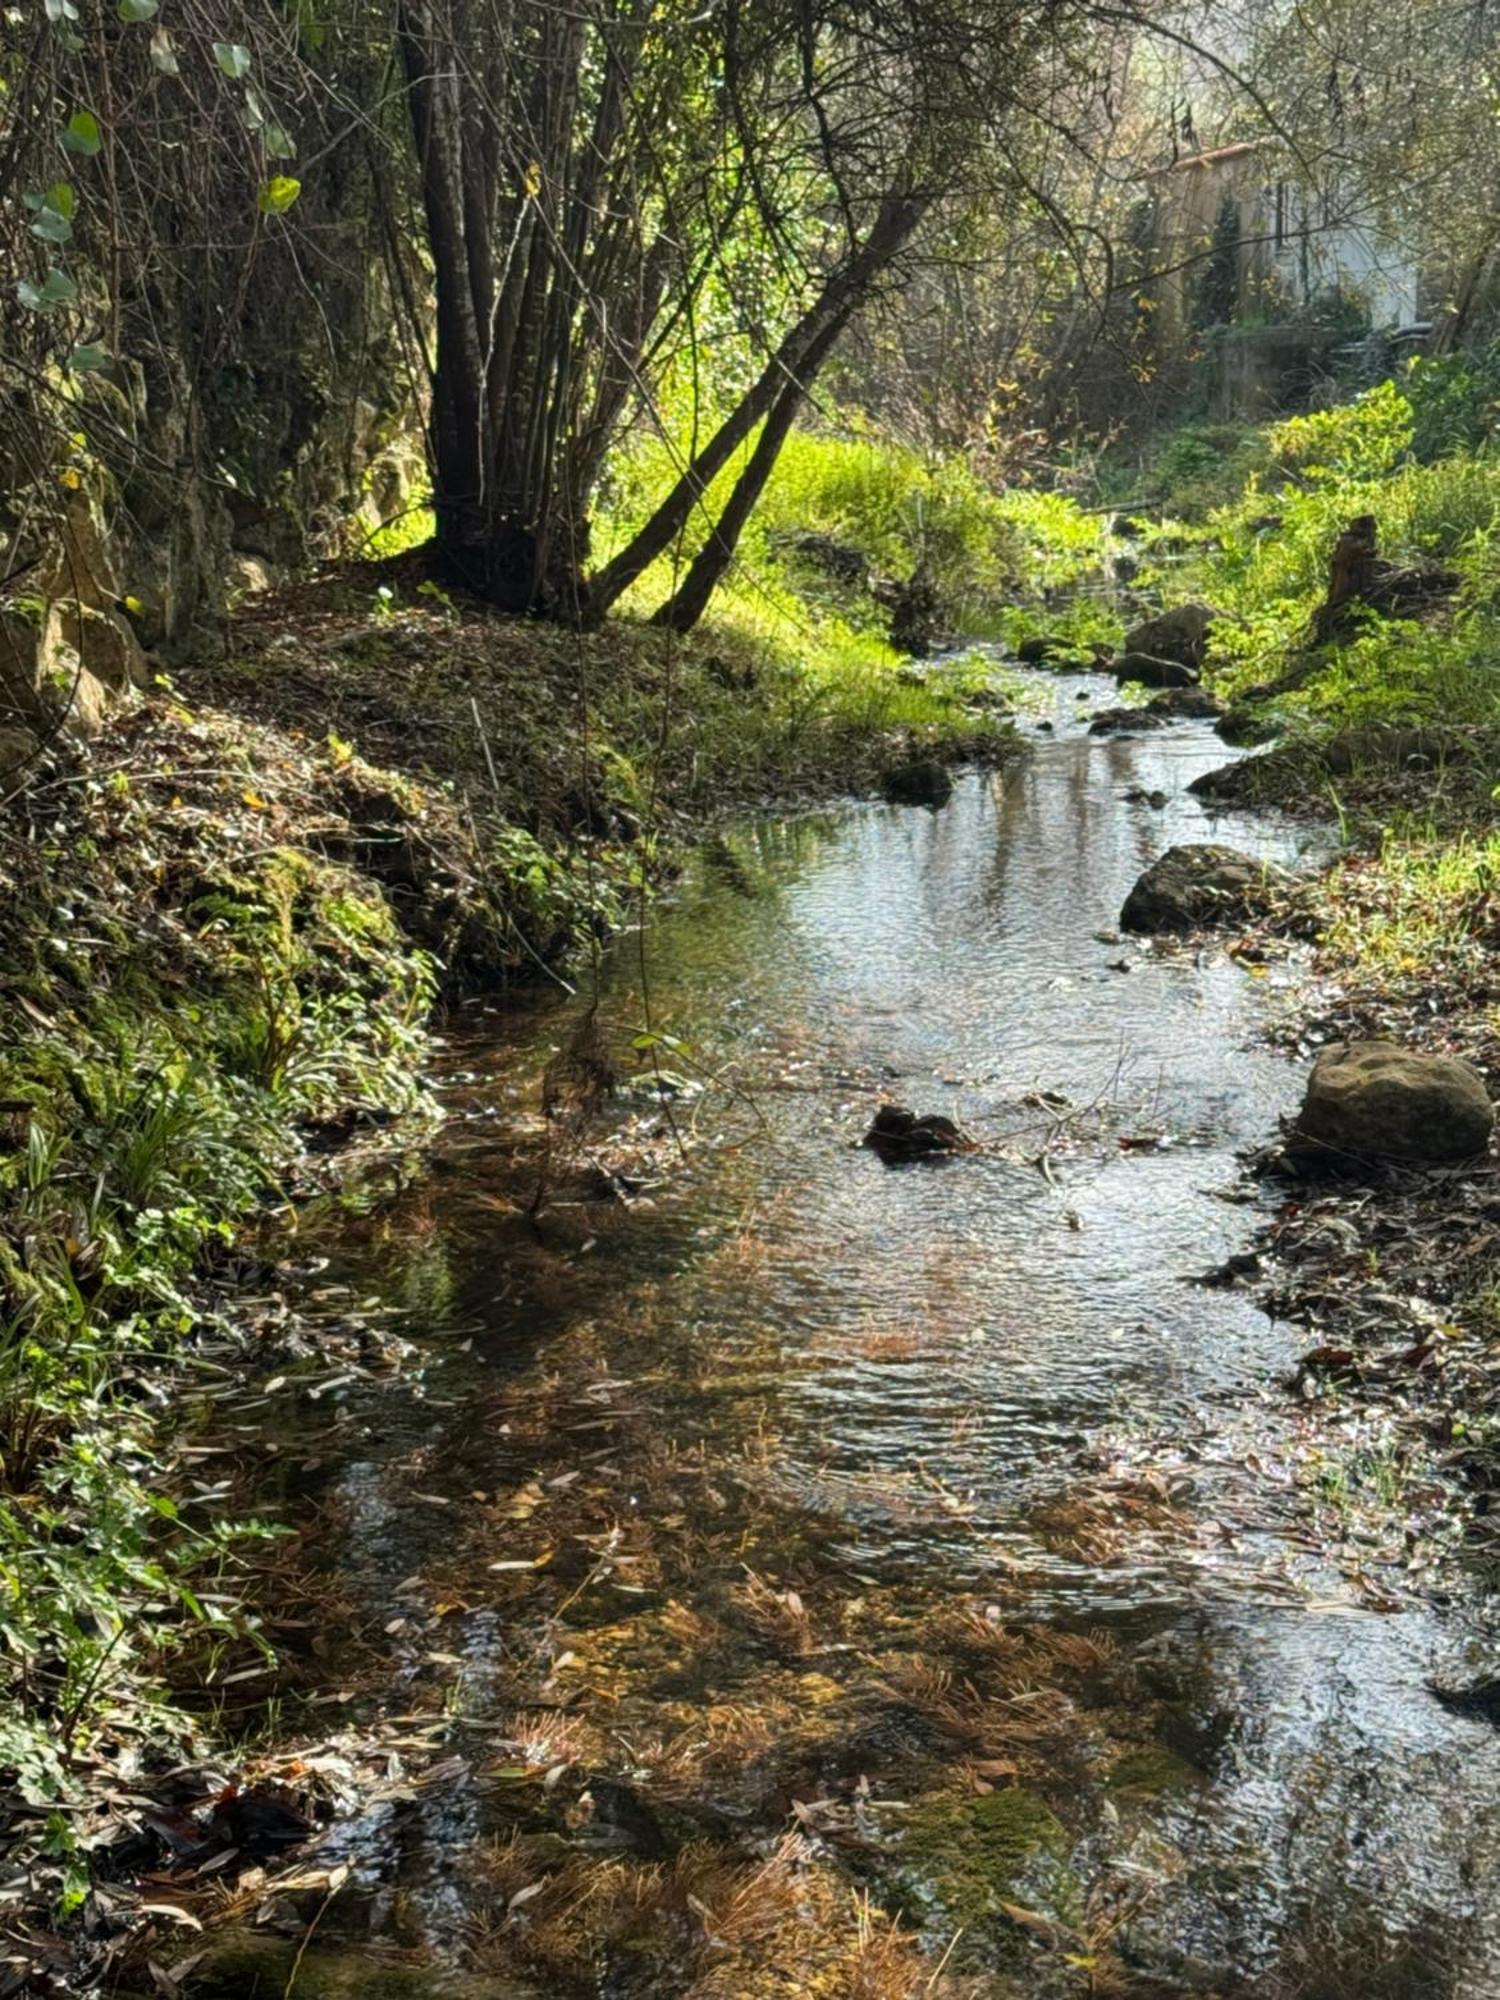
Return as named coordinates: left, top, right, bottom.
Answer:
left=1120, top=844, right=1287, bottom=933
left=1289, top=1041, right=1493, bottom=1169
left=1122, top=603, right=1218, bottom=672
left=1111, top=651, right=1198, bottom=690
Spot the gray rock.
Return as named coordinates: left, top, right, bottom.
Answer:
left=1111, top=651, right=1198, bottom=690
left=1289, top=1041, right=1493, bottom=1169
left=1120, top=843, right=1287, bottom=933
left=1122, top=603, right=1218, bottom=672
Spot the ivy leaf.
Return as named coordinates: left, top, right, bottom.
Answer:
left=68, top=344, right=110, bottom=374
left=263, top=122, right=296, bottom=160
left=213, top=41, right=251, bottom=78
left=16, top=269, right=78, bottom=312
left=27, top=185, right=75, bottom=245
left=256, top=176, right=301, bottom=215
left=61, top=112, right=102, bottom=157
left=148, top=25, right=179, bottom=71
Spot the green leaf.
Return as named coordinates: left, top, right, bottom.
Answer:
left=213, top=41, right=251, bottom=78
left=61, top=111, right=101, bottom=157
left=29, top=200, right=73, bottom=246
left=256, top=175, right=301, bottom=215
left=263, top=121, right=296, bottom=160
left=242, top=87, right=265, bottom=132
left=17, top=268, right=78, bottom=313
left=118, top=0, right=159, bottom=17
left=148, top=24, right=179, bottom=71
left=44, top=0, right=80, bottom=21
left=68, top=344, right=109, bottom=374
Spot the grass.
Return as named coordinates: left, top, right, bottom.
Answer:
left=0, top=702, right=440, bottom=1888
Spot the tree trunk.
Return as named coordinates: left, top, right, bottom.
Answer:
left=589, top=192, right=928, bottom=621
left=649, top=304, right=859, bottom=632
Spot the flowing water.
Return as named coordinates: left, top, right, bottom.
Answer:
left=191, top=667, right=1500, bottom=1998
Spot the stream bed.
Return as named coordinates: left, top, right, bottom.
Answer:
left=185, top=667, right=1500, bottom=1998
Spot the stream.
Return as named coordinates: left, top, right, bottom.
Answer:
left=184, top=665, right=1500, bottom=1998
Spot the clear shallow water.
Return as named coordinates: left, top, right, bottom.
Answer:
left=197, top=670, right=1500, bottom=1998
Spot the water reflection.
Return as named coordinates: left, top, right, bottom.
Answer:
left=212, top=672, right=1500, bottom=1998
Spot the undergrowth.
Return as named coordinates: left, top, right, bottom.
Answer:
left=0, top=710, right=437, bottom=1883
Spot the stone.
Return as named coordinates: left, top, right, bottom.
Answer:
left=1111, top=650, right=1198, bottom=689
left=56, top=600, right=144, bottom=692
left=1089, top=706, right=1168, bottom=737
left=1122, top=603, right=1218, bottom=672
left=227, top=554, right=276, bottom=605
left=881, top=757, right=953, bottom=808
left=1120, top=843, right=1287, bottom=933
left=1147, top=685, right=1224, bottom=719
left=0, top=726, right=38, bottom=783
left=1016, top=635, right=1063, bottom=664
left=864, top=1104, right=972, bottom=1163
left=34, top=489, right=122, bottom=612
left=0, top=600, right=110, bottom=743
left=1289, top=1041, right=1493, bottom=1169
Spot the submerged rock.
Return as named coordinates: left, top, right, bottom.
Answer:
left=864, top=1104, right=972, bottom=1163
left=1120, top=843, right=1287, bottom=933
left=1288, top=1041, right=1493, bottom=1169
left=880, top=758, right=953, bottom=808
left=1110, top=650, right=1198, bottom=690
left=1122, top=602, right=1218, bottom=672
left=1089, top=706, right=1168, bottom=737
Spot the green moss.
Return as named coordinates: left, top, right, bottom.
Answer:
left=123, top=1935, right=521, bottom=1999
left=1106, top=1743, right=1202, bottom=1796
left=897, top=1785, right=1072, bottom=1930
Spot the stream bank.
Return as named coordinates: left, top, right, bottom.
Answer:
left=85, top=662, right=1500, bottom=1999
left=0, top=589, right=1020, bottom=1993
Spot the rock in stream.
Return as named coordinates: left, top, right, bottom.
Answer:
left=1287, top=1040, right=1494, bottom=1169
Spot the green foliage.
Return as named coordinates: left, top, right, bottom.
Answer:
left=599, top=416, right=1105, bottom=657
left=1267, top=380, right=1414, bottom=481
left=0, top=832, right=434, bottom=1845
left=1405, top=343, right=1500, bottom=461
left=1139, top=422, right=1274, bottom=516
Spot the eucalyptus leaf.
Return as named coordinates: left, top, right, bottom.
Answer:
left=213, top=41, right=251, bottom=79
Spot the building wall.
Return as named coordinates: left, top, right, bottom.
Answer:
left=1149, top=145, right=1420, bottom=338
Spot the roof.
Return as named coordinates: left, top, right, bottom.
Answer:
left=1146, top=139, right=1269, bottom=179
